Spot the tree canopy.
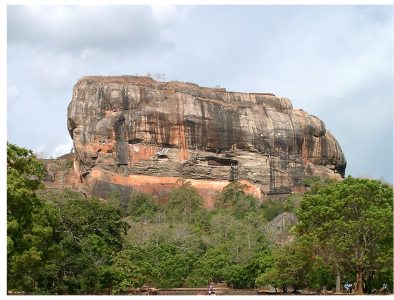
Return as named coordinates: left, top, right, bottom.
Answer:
left=7, top=143, right=61, bottom=292
left=7, top=142, right=393, bottom=295
left=294, top=176, right=393, bottom=294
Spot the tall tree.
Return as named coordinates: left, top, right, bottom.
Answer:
left=255, top=242, right=313, bottom=293
left=185, top=244, right=232, bottom=287
left=153, top=243, right=190, bottom=288
left=167, top=179, right=206, bottom=224
left=98, top=247, right=156, bottom=294
left=215, top=182, right=258, bottom=219
left=40, top=190, right=130, bottom=294
left=294, top=176, right=393, bottom=294
left=7, top=142, right=61, bottom=293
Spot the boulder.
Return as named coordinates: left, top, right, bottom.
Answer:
left=66, top=76, right=346, bottom=206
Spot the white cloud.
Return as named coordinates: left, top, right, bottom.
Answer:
left=150, top=5, right=180, bottom=25
left=7, top=86, right=19, bottom=110
left=51, top=138, right=74, bottom=159
left=6, top=5, right=393, bottom=183
left=29, top=50, right=75, bottom=93
left=7, top=5, right=180, bottom=55
left=32, top=144, right=47, bottom=158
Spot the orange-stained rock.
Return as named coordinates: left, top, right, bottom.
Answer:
left=65, top=76, right=346, bottom=203
left=85, top=168, right=262, bottom=208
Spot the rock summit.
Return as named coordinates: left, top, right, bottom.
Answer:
left=66, top=76, right=346, bottom=206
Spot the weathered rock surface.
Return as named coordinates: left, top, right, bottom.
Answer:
left=40, top=153, right=81, bottom=193
left=265, top=212, right=299, bottom=246
left=66, top=76, right=346, bottom=206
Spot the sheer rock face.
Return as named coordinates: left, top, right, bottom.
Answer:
left=67, top=76, right=346, bottom=206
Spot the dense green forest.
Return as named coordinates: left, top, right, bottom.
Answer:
left=7, top=142, right=393, bottom=295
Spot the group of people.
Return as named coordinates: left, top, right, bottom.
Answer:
left=206, top=281, right=388, bottom=295
left=344, top=282, right=353, bottom=294
left=344, top=281, right=389, bottom=295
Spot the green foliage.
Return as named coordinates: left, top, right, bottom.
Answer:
left=8, top=142, right=393, bottom=294
left=52, top=192, right=130, bottom=253
left=98, top=265, right=125, bottom=295
left=59, top=159, right=74, bottom=171
left=185, top=244, right=231, bottom=287
left=223, top=249, right=275, bottom=289
left=307, top=256, right=336, bottom=289
left=305, top=176, right=338, bottom=195
left=303, top=176, right=320, bottom=187
left=256, top=266, right=287, bottom=292
left=224, top=249, right=275, bottom=289
left=35, top=190, right=130, bottom=294
left=109, top=193, right=131, bottom=218
left=153, top=244, right=190, bottom=288
left=106, top=190, right=125, bottom=207
left=259, top=198, right=285, bottom=221
left=294, top=176, right=393, bottom=294
left=255, top=242, right=311, bottom=292
left=215, top=182, right=258, bottom=219
left=284, top=194, right=303, bottom=213
left=225, top=264, right=250, bottom=289
left=127, top=193, right=158, bottom=221
left=7, top=143, right=62, bottom=293
left=167, top=179, right=206, bottom=224
left=98, top=247, right=156, bottom=294
left=209, top=213, right=236, bottom=243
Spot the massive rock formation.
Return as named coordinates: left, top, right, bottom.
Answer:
left=66, top=76, right=346, bottom=206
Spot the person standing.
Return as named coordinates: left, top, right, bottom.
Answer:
left=348, top=283, right=353, bottom=294
left=209, top=283, right=213, bottom=295
left=383, top=282, right=388, bottom=295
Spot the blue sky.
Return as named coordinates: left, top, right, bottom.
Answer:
left=6, top=4, right=393, bottom=183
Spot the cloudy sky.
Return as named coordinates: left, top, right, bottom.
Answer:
left=6, top=4, right=393, bottom=183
